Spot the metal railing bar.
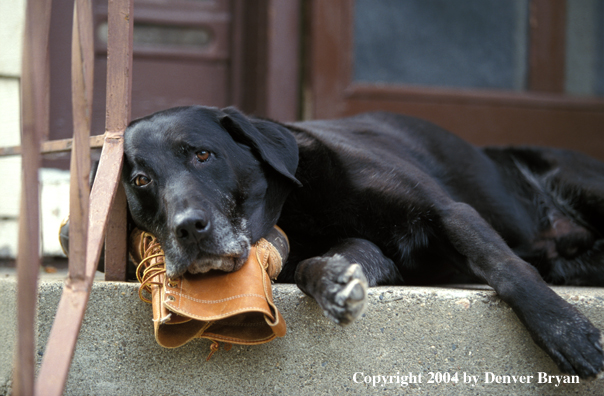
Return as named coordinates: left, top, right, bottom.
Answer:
left=13, top=0, right=52, bottom=393
left=85, top=136, right=125, bottom=279
left=36, top=0, right=132, bottom=395
left=32, top=135, right=125, bottom=395
left=103, top=0, right=134, bottom=282
left=0, top=135, right=105, bottom=157
left=105, top=0, right=134, bottom=134
left=35, top=0, right=94, bottom=393
left=0, top=73, right=22, bottom=79
left=12, top=0, right=133, bottom=392
left=67, top=0, right=94, bottom=282
left=104, top=183, right=129, bottom=281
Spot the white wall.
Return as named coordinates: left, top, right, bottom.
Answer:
left=0, top=0, right=26, bottom=258
left=0, top=0, right=70, bottom=258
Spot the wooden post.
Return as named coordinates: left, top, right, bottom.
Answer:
left=265, top=0, right=301, bottom=121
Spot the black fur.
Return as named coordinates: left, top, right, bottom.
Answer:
left=122, top=106, right=604, bottom=378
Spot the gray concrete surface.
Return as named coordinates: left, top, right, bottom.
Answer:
left=1, top=272, right=604, bottom=395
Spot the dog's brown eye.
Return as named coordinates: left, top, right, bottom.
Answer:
left=134, top=175, right=151, bottom=187
left=196, top=151, right=210, bottom=162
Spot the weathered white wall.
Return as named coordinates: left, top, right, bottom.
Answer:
left=40, top=169, right=70, bottom=255
left=0, top=0, right=26, bottom=77
left=0, top=0, right=26, bottom=258
left=0, top=78, right=22, bottom=257
left=0, top=0, right=70, bottom=258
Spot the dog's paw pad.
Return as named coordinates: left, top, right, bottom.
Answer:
left=336, top=263, right=364, bottom=284
left=538, top=310, right=604, bottom=379
left=320, top=258, right=368, bottom=326
left=334, top=278, right=366, bottom=306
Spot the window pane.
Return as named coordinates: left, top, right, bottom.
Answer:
left=354, top=0, right=529, bottom=91
left=565, top=0, right=604, bottom=97
left=97, top=22, right=212, bottom=49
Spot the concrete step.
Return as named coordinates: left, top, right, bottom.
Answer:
left=1, top=274, right=603, bottom=395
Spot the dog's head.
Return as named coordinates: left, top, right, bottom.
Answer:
left=122, top=106, right=300, bottom=278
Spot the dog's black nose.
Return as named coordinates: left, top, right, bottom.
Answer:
left=174, top=210, right=211, bottom=241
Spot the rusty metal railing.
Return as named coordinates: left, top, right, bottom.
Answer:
left=7, top=0, right=134, bottom=394
left=12, top=0, right=52, bottom=393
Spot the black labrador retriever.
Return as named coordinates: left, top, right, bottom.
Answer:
left=122, top=105, right=604, bottom=378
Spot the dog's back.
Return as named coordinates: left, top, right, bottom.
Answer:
left=282, top=112, right=604, bottom=286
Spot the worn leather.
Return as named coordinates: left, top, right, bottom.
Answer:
left=132, top=226, right=288, bottom=349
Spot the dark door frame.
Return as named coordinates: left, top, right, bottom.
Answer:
left=231, top=0, right=301, bottom=122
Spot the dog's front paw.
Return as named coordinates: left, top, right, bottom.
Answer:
left=314, top=255, right=368, bottom=325
left=546, top=321, right=603, bottom=378
left=529, top=305, right=604, bottom=379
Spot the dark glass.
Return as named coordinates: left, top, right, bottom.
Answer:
left=354, top=0, right=529, bottom=91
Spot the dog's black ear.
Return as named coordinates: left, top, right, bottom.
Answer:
left=219, top=107, right=302, bottom=187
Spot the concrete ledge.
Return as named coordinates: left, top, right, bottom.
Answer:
left=1, top=275, right=603, bottom=395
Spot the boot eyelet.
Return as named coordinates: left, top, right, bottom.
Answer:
left=168, top=280, right=178, bottom=288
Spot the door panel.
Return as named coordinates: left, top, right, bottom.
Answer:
left=46, top=0, right=301, bottom=168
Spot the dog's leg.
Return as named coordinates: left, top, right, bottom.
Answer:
left=294, top=238, right=402, bottom=325
left=440, top=202, right=603, bottom=378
